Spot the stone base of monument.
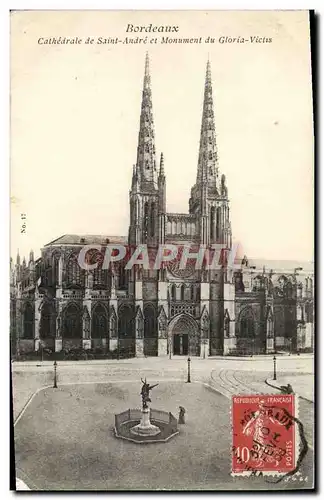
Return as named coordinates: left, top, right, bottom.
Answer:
left=114, top=408, right=179, bottom=444
left=130, top=408, right=161, bottom=437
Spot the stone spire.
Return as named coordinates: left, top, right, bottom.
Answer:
left=196, top=60, right=218, bottom=186
left=135, top=52, right=157, bottom=189
left=16, top=250, right=20, bottom=266
left=159, top=152, right=165, bottom=177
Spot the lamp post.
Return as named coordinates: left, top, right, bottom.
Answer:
left=273, top=355, right=277, bottom=381
left=187, top=357, right=191, bottom=383
left=53, top=360, right=58, bottom=388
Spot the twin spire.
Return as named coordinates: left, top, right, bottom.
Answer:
left=134, top=53, right=219, bottom=191
left=135, top=52, right=157, bottom=189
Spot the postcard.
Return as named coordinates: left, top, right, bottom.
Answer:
left=10, top=10, right=314, bottom=491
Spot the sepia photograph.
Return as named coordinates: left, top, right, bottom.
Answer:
left=10, top=10, right=314, bottom=491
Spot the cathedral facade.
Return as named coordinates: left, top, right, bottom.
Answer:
left=10, top=55, right=314, bottom=358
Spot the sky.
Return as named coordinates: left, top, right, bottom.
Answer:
left=10, top=10, right=314, bottom=264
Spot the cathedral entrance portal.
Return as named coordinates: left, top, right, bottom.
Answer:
left=168, top=314, right=199, bottom=356
left=173, top=334, right=189, bottom=356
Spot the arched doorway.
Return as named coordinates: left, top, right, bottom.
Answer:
left=168, top=314, right=200, bottom=356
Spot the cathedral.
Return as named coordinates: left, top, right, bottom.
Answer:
left=10, top=54, right=314, bottom=358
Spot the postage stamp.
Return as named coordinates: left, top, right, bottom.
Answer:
left=232, top=395, right=297, bottom=476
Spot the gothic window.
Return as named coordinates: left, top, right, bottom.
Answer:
left=135, top=199, right=139, bottom=221
left=118, top=305, right=134, bottom=338
left=238, top=307, right=255, bottom=338
left=150, top=203, right=155, bottom=237
left=191, top=285, right=195, bottom=301
left=62, top=303, right=82, bottom=338
left=93, top=268, right=109, bottom=290
left=180, top=284, right=185, bottom=301
left=144, top=304, right=157, bottom=339
left=66, top=253, right=83, bottom=288
left=52, top=253, right=60, bottom=285
left=23, top=303, right=34, bottom=339
left=210, top=206, right=216, bottom=240
left=171, top=284, right=176, bottom=301
left=92, top=304, right=108, bottom=339
left=119, top=264, right=127, bottom=291
left=40, top=302, right=56, bottom=338
left=216, top=207, right=221, bottom=240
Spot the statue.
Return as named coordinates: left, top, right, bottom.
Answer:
left=178, top=406, right=186, bottom=424
left=140, top=378, right=158, bottom=409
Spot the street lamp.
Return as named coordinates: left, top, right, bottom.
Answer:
left=187, top=357, right=191, bottom=383
left=53, top=360, right=58, bottom=388
left=273, top=355, right=277, bottom=381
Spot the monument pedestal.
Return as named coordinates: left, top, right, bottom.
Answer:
left=130, top=407, right=161, bottom=437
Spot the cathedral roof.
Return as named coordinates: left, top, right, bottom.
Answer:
left=245, top=258, right=314, bottom=274
left=44, top=235, right=127, bottom=246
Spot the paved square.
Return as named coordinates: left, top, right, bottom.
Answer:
left=14, top=380, right=313, bottom=490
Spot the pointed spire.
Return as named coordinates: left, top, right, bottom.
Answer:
left=29, top=249, right=34, bottom=263
left=159, top=152, right=165, bottom=177
left=196, top=60, right=218, bottom=186
left=16, top=249, right=20, bottom=266
left=135, top=53, right=157, bottom=189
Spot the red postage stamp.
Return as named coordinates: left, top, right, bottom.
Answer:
left=232, top=395, right=296, bottom=475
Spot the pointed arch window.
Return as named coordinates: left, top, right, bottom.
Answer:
left=92, top=304, right=108, bottom=338
left=210, top=206, right=216, bottom=240
left=238, top=308, right=255, bottom=338
left=150, top=203, right=155, bottom=237
left=216, top=207, right=221, bottom=241
left=180, top=284, right=185, bottom=301
left=66, top=253, right=83, bottom=288
left=171, top=284, right=176, bottom=301
left=62, top=303, right=82, bottom=338
left=40, top=302, right=56, bottom=338
left=23, top=303, right=34, bottom=339
left=144, top=304, right=157, bottom=339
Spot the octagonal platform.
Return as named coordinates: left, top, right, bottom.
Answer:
left=114, top=408, right=179, bottom=444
